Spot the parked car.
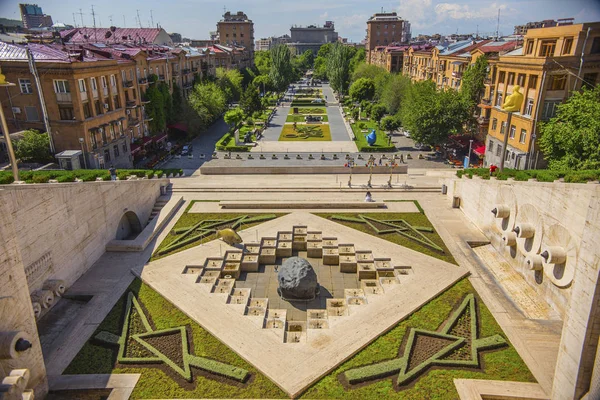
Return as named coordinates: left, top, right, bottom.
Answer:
left=311, top=98, right=324, bottom=104
left=181, top=145, right=192, bottom=155
left=402, top=130, right=411, bottom=138
left=414, top=143, right=431, bottom=151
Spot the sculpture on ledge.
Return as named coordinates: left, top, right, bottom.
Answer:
left=277, top=257, right=320, bottom=301
left=501, top=85, right=524, bottom=112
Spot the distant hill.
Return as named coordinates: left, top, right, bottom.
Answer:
left=0, top=18, right=23, bottom=28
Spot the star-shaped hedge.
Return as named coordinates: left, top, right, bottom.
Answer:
left=95, top=292, right=249, bottom=383
left=344, top=294, right=506, bottom=386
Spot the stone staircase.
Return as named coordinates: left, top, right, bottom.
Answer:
left=180, top=225, right=413, bottom=343
left=147, top=196, right=169, bottom=223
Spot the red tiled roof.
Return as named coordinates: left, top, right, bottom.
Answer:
left=478, top=41, right=521, bottom=54
left=60, top=28, right=165, bottom=45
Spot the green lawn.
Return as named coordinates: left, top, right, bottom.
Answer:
left=289, top=107, right=327, bottom=115
left=300, top=278, right=535, bottom=399
left=64, top=279, right=287, bottom=399
left=152, top=203, right=285, bottom=260
left=279, top=124, right=331, bottom=141
left=286, top=114, right=329, bottom=123
left=351, top=120, right=395, bottom=152
left=315, top=210, right=456, bottom=265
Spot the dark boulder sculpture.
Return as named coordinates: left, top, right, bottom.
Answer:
left=277, top=257, right=320, bottom=301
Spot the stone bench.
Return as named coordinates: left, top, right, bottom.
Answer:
left=218, top=201, right=386, bottom=209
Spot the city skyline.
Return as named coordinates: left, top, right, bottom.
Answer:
left=1, top=0, right=600, bottom=42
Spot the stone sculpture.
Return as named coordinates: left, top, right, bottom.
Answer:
left=366, top=130, right=377, bottom=146
left=277, top=257, right=320, bottom=301
left=217, top=228, right=243, bottom=246
left=501, top=85, right=524, bottom=112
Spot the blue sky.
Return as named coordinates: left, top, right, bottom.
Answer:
left=2, top=0, right=599, bottom=42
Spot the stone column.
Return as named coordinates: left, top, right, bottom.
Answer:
left=0, top=191, right=48, bottom=397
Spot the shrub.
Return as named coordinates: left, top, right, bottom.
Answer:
left=32, top=174, right=50, bottom=183
left=0, top=172, right=14, bottom=184
left=533, top=171, right=559, bottom=182
left=514, top=171, right=530, bottom=181
left=57, top=173, right=75, bottom=183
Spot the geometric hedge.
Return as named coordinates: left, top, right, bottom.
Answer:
left=330, top=214, right=445, bottom=253
left=344, top=294, right=507, bottom=386
left=95, top=292, right=249, bottom=383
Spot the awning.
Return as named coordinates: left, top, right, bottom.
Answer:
left=131, top=143, right=142, bottom=155
left=142, top=136, right=153, bottom=145
left=153, top=133, right=168, bottom=143
left=168, top=123, right=188, bottom=133
left=473, top=144, right=486, bottom=156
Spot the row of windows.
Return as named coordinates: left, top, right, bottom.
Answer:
left=491, top=119, right=528, bottom=144
left=101, top=143, right=128, bottom=163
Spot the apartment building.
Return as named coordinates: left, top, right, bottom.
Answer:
left=0, top=41, right=207, bottom=168
left=369, top=44, right=408, bottom=73
left=19, top=3, right=53, bottom=29
left=484, top=23, right=600, bottom=169
left=217, top=11, right=254, bottom=62
left=366, top=12, right=410, bottom=64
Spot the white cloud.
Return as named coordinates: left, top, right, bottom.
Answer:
left=320, top=12, right=329, bottom=19
left=396, top=0, right=433, bottom=29
left=434, top=2, right=508, bottom=20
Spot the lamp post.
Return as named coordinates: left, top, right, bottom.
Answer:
left=79, top=137, right=88, bottom=169
left=467, top=139, right=473, bottom=168
left=387, top=163, right=395, bottom=188
left=347, top=163, right=353, bottom=187
left=0, top=68, right=19, bottom=182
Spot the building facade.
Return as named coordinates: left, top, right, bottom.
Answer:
left=513, top=18, right=574, bottom=36
left=288, top=22, right=338, bottom=54
left=369, top=45, right=408, bottom=73
left=19, top=3, right=53, bottom=29
left=366, top=12, right=410, bottom=64
left=484, top=23, right=600, bottom=169
left=217, top=11, right=254, bottom=61
left=0, top=40, right=208, bottom=169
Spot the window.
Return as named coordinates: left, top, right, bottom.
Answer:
left=498, top=71, right=506, bottom=83
left=517, top=74, right=526, bottom=87
left=496, top=144, right=502, bottom=157
left=104, top=148, right=111, bottom=162
left=496, top=92, right=503, bottom=107
left=58, top=106, right=74, bottom=120
left=122, top=142, right=128, bottom=153
left=583, top=73, right=598, bottom=89
left=100, top=128, right=107, bottom=144
left=143, top=69, right=147, bottom=78
left=507, top=72, right=515, bottom=86
left=25, top=106, right=39, bottom=121
left=113, top=95, right=120, bottom=109
left=509, top=125, right=516, bottom=139
left=492, top=118, right=497, bottom=131
left=489, top=141, right=494, bottom=154
left=109, top=125, right=115, bottom=140
left=524, top=98, right=534, bottom=116
left=90, top=131, right=97, bottom=149
left=110, top=74, right=117, bottom=87
left=19, top=79, right=33, bottom=94
left=539, top=40, right=556, bottom=57
left=500, top=121, right=507, bottom=134
left=54, top=80, right=70, bottom=93
left=83, top=102, right=91, bottom=119
left=563, top=37, right=573, bottom=55
left=136, top=68, right=140, bottom=78
left=549, top=75, right=566, bottom=90
left=591, top=37, right=600, bottom=55
left=525, top=40, right=534, bottom=54
left=528, top=75, right=538, bottom=89
left=101, top=76, right=108, bottom=88
left=519, top=129, right=527, bottom=144
left=90, top=77, right=97, bottom=91
left=226, top=33, right=229, bottom=37
left=113, top=144, right=119, bottom=157
left=121, top=70, right=126, bottom=81
left=233, top=33, right=236, bottom=38
left=95, top=100, right=102, bottom=115
left=542, top=100, right=561, bottom=120
left=78, top=79, right=86, bottom=92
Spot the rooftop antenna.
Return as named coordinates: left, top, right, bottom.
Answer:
left=77, top=8, right=85, bottom=28
left=496, top=8, right=500, bottom=40
left=150, top=10, right=154, bottom=27
left=123, top=15, right=126, bottom=27
left=72, top=13, right=78, bottom=28
left=109, top=15, right=113, bottom=26
left=136, top=10, right=142, bottom=28
left=91, top=5, right=97, bottom=42
left=476, top=24, right=479, bottom=39
left=223, top=5, right=227, bottom=15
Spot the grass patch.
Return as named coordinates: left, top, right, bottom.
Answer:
left=289, top=107, right=327, bottom=115
left=152, top=203, right=285, bottom=260
left=286, top=114, right=329, bottom=123
left=299, top=278, right=535, bottom=399
left=279, top=124, right=331, bottom=141
left=0, top=169, right=182, bottom=184
left=315, top=212, right=456, bottom=265
left=64, top=279, right=287, bottom=399
left=351, top=120, right=395, bottom=152
left=457, top=168, right=600, bottom=183
left=383, top=200, right=425, bottom=214
left=215, top=132, right=252, bottom=152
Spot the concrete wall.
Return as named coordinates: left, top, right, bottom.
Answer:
left=2, top=179, right=167, bottom=292
left=200, top=165, right=409, bottom=175
left=446, top=176, right=600, bottom=399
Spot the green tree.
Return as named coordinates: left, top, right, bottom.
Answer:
left=254, top=50, right=272, bottom=75
left=160, top=82, right=175, bottom=123
left=351, top=62, right=387, bottom=82
left=538, top=85, right=600, bottom=170
left=327, top=42, right=353, bottom=94
left=224, top=107, right=245, bottom=130
left=400, top=80, right=468, bottom=146
left=216, top=68, right=243, bottom=103
left=380, top=74, right=410, bottom=114
left=252, top=74, right=272, bottom=94
left=349, top=78, right=375, bottom=102
left=269, top=44, right=293, bottom=91
left=460, top=55, right=488, bottom=135
left=144, top=83, right=166, bottom=133
left=15, top=129, right=51, bottom=162
left=189, top=81, right=227, bottom=127
left=370, top=103, right=386, bottom=121
left=240, top=84, right=263, bottom=115
left=349, top=48, right=366, bottom=75
left=381, top=115, right=399, bottom=134
left=313, top=43, right=332, bottom=80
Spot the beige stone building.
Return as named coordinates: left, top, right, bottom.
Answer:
left=366, top=12, right=410, bottom=64
left=217, top=11, right=254, bottom=64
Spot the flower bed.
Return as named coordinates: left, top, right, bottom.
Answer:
left=278, top=125, right=331, bottom=141
left=457, top=168, right=600, bottom=183
left=350, top=121, right=395, bottom=152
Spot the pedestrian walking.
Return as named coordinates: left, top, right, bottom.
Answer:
left=109, top=165, right=117, bottom=181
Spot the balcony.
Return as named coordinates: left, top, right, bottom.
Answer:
left=111, top=85, right=118, bottom=94
left=80, top=91, right=88, bottom=101
left=452, top=71, right=463, bottom=78
left=477, top=116, right=490, bottom=125
left=102, top=87, right=109, bottom=97
left=138, top=78, right=149, bottom=85
left=479, top=98, right=492, bottom=106
left=126, top=100, right=137, bottom=109
left=55, top=92, right=72, bottom=103
left=143, top=113, right=153, bottom=121
left=127, top=117, right=140, bottom=126
left=123, top=80, right=134, bottom=88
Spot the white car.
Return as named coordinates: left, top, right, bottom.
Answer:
left=402, top=130, right=411, bottom=137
